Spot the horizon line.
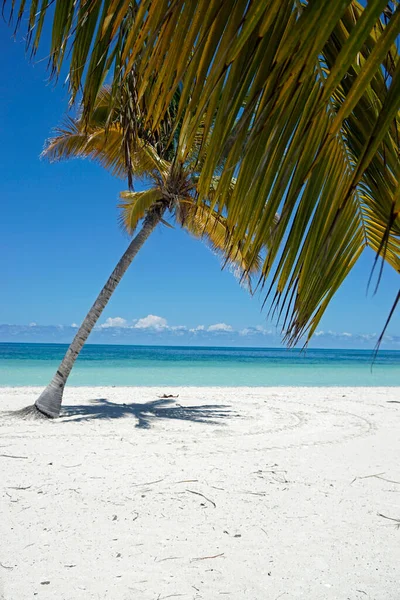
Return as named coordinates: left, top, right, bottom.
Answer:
left=0, top=340, right=398, bottom=353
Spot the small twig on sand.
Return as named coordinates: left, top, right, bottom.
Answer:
left=375, top=476, right=400, bottom=484
left=377, top=513, right=400, bottom=528
left=191, top=553, right=224, bottom=562
left=0, top=454, right=28, bottom=459
left=351, top=473, right=400, bottom=485
left=7, top=486, right=31, bottom=490
left=0, top=562, right=13, bottom=570
left=175, top=480, right=199, bottom=484
left=158, top=394, right=179, bottom=399
left=133, top=478, right=164, bottom=487
left=155, top=557, right=182, bottom=562
left=186, top=489, right=216, bottom=508
left=5, top=491, right=18, bottom=502
left=350, top=472, right=385, bottom=485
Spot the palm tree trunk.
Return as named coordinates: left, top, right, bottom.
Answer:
left=35, top=213, right=161, bottom=418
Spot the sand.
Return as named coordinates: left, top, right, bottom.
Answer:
left=0, top=386, right=399, bottom=600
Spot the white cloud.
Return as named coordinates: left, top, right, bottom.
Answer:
left=207, top=323, right=233, bottom=332
left=134, top=315, right=168, bottom=330
left=256, top=325, right=272, bottom=335
left=169, top=326, right=187, bottom=336
left=239, top=328, right=251, bottom=336
left=315, top=330, right=353, bottom=339
left=240, top=327, right=259, bottom=336
left=100, top=317, right=129, bottom=329
left=239, top=326, right=272, bottom=336
left=29, top=322, right=37, bottom=327
left=358, top=333, right=377, bottom=341
left=189, top=325, right=205, bottom=333
left=71, top=323, right=79, bottom=328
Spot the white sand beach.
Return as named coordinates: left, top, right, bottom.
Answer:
left=0, top=386, right=399, bottom=600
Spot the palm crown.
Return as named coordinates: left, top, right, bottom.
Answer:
left=44, top=86, right=262, bottom=291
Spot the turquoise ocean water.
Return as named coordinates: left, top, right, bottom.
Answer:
left=0, top=343, right=398, bottom=386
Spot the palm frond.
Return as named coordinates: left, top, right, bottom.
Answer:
left=43, top=118, right=128, bottom=178
left=118, top=189, right=164, bottom=234
left=43, top=87, right=171, bottom=180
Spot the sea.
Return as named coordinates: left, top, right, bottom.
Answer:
left=0, top=343, right=398, bottom=387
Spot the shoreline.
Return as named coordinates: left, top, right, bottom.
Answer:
left=2, top=384, right=400, bottom=389
left=1, top=386, right=399, bottom=599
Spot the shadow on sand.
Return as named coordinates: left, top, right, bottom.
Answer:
left=62, top=398, right=236, bottom=429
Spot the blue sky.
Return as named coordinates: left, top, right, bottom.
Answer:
left=1, top=23, right=399, bottom=349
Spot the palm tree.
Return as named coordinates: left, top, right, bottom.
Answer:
left=30, top=87, right=262, bottom=418
left=6, top=1, right=400, bottom=343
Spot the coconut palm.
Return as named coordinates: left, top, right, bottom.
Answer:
left=30, top=87, right=262, bottom=418
left=6, top=1, right=400, bottom=343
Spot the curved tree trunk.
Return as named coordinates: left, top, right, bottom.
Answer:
left=35, top=213, right=161, bottom=418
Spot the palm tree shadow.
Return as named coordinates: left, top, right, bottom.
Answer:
left=62, top=398, right=237, bottom=429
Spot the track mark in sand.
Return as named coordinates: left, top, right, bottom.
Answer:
left=248, top=403, right=376, bottom=452
left=204, top=395, right=377, bottom=452
left=211, top=406, right=306, bottom=439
